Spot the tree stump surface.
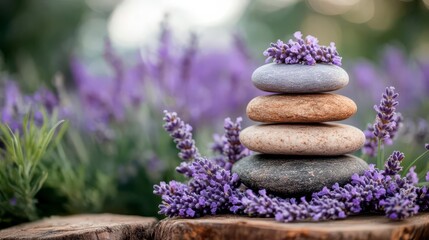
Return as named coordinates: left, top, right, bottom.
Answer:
left=0, top=214, right=156, bottom=240
left=2, top=213, right=429, bottom=240
left=153, top=213, right=429, bottom=240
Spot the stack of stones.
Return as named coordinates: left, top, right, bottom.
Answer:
left=232, top=63, right=369, bottom=197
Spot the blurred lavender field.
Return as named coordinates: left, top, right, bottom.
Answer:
left=0, top=20, right=259, bottom=221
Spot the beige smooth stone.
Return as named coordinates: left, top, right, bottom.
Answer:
left=239, top=123, right=365, bottom=155
left=247, top=93, right=357, bottom=123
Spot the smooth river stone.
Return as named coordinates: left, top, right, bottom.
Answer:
left=232, top=154, right=368, bottom=197
left=240, top=123, right=365, bottom=155
left=252, top=63, right=349, bottom=93
left=247, top=93, right=357, bottom=123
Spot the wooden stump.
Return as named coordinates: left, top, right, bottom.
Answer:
left=153, top=213, right=429, bottom=240
left=0, top=214, right=156, bottom=240
left=3, top=213, right=429, bottom=239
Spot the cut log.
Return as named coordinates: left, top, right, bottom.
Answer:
left=0, top=214, right=156, bottom=240
left=153, top=213, right=429, bottom=240
left=3, top=213, right=429, bottom=239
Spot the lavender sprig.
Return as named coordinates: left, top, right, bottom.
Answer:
left=362, top=86, right=401, bottom=169
left=153, top=157, right=242, bottom=217
left=263, top=31, right=342, bottom=66
left=209, top=117, right=251, bottom=170
left=380, top=189, right=419, bottom=220
left=373, top=87, right=400, bottom=144
left=163, top=110, right=200, bottom=176
left=416, top=173, right=429, bottom=211
left=222, top=117, right=251, bottom=170
left=383, top=151, right=405, bottom=176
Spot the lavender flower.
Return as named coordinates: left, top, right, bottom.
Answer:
left=309, top=196, right=347, bottom=220
left=373, top=87, right=399, bottom=143
left=274, top=198, right=309, bottom=222
left=221, top=117, right=251, bottom=170
left=163, top=110, right=200, bottom=176
left=208, top=117, right=251, bottom=170
left=153, top=157, right=242, bottom=217
left=383, top=151, right=405, bottom=176
left=242, top=189, right=283, bottom=218
left=363, top=86, right=401, bottom=157
left=380, top=188, right=419, bottom=220
left=264, top=31, right=342, bottom=66
left=242, top=189, right=309, bottom=221
left=388, top=113, right=403, bottom=141
left=417, top=173, right=429, bottom=211
left=155, top=112, right=247, bottom=217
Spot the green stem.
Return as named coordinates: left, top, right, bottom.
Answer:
left=24, top=196, right=38, bottom=221
left=376, top=139, right=383, bottom=169
left=403, top=150, right=429, bottom=176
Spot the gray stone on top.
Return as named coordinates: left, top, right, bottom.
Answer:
left=251, top=63, right=349, bottom=93
left=232, top=154, right=368, bottom=197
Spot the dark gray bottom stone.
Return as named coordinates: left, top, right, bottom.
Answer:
left=232, top=154, right=368, bottom=197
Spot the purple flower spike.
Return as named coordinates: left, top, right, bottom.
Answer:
left=380, top=189, right=419, bottom=220
left=209, top=117, right=250, bottom=170
left=163, top=110, right=200, bottom=162
left=163, top=110, right=200, bottom=176
left=263, top=31, right=342, bottom=66
left=383, top=151, right=405, bottom=176
left=363, top=86, right=401, bottom=157
left=373, top=86, right=399, bottom=143
left=222, top=117, right=251, bottom=170
left=153, top=157, right=243, bottom=218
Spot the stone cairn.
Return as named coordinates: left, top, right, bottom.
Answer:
left=232, top=63, right=369, bottom=197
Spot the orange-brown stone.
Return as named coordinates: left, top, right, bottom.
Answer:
left=246, top=93, right=357, bottom=123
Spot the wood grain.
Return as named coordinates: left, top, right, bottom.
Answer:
left=2, top=213, right=429, bottom=239
left=0, top=214, right=156, bottom=240
left=153, top=213, right=429, bottom=240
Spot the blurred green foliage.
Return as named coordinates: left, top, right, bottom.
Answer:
left=0, top=0, right=87, bottom=88
left=241, top=0, right=429, bottom=61
left=0, top=113, right=66, bottom=226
